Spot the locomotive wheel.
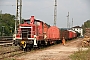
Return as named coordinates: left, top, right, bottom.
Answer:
left=22, top=42, right=27, bottom=51
left=23, top=44, right=33, bottom=51
left=23, top=47, right=27, bottom=51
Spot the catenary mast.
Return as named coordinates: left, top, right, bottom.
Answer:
left=72, top=18, right=73, bottom=28
left=15, top=0, right=22, bottom=34
left=54, top=0, right=57, bottom=26
left=16, top=0, right=22, bottom=25
left=67, top=12, right=69, bottom=28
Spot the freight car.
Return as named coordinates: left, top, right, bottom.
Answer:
left=46, top=26, right=61, bottom=45
left=46, top=26, right=80, bottom=45
left=14, top=16, right=80, bottom=51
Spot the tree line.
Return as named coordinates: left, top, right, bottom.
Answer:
left=0, top=13, right=15, bottom=36
left=82, top=20, right=90, bottom=34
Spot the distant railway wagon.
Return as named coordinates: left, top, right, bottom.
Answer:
left=47, top=27, right=78, bottom=41
left=14, top=16, right=80, bottom=51
left=60, top=29, right=69, bottom=40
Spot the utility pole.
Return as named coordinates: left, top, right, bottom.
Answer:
left=54, top=0, right=57, bottom=26
left=20, top=0, right=22, bottom=24
left=72, top=18, right=73, bottom=28
left=0, top=10, right=2, bottom=20
left=14, top=0, right=22, bottom=40
left=16, top=0, right=22, bottom=25
left=0, top=10, right=2, bottom=36
left=15, top=0, right=22, bottom=34
left=16, top=0, right=22, bottom=24
left=67, top=12, right=69, bottom=28
left=2, top=26, right=5, bottom=36
left=10, top=27, right=13, bottom=35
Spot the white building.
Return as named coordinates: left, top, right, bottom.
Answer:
left=72, top=26, right=83, bottom=37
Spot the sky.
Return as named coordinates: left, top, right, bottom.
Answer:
left=0, top=0, right=90, bottom=28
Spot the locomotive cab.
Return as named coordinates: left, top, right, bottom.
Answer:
left=15, top=16, right=37, bottom=50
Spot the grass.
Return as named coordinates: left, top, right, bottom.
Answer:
left=3, top=57, right=15, bottom=60
left=70, top=47, right=90, bottom=60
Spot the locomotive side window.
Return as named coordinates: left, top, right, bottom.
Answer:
left=26, top=20, right=30, bottom=24
left=37, top=22, right=40, bottom=26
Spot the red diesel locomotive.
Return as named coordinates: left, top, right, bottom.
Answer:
left=15, top=16, right=49, bottom=50
left=14, top=16, right=79, bottom=51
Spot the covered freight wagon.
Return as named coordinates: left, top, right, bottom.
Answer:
left=60, top=29, right=69, bottom=40
left=68, top=30, right=73, bottom=39
left=47, top=26, right=60, bottom=40
left=47, top=27, right=70, bottom=40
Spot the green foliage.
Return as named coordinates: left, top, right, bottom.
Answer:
left=84, top=20, right=90, bottom=28
left=0, top=13, right=15, bottom=36
left=82, top=20, right=90, bottom=34
left=70, top=48, right=90, bottom=60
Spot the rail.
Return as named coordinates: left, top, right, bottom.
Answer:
left=0, top=36, right=13, bottom=46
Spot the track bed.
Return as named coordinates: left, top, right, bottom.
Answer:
left=16, top=38, right=88, bottom=60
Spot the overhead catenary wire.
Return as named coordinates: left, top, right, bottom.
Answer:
left=0, top=5, right=16, bottom=6
left=23, top=5, right=53, bottom=13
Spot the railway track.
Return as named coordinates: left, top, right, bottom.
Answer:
left=0, top=36, right=13, bottom=46
left=0, top=46, right=25, bottom=60
left=0, top=50, right=24, bottom=60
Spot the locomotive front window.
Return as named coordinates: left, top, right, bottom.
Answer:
left=21, top=28, right=31, bottom=39
left=20, top=26, right=32, bottom=39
